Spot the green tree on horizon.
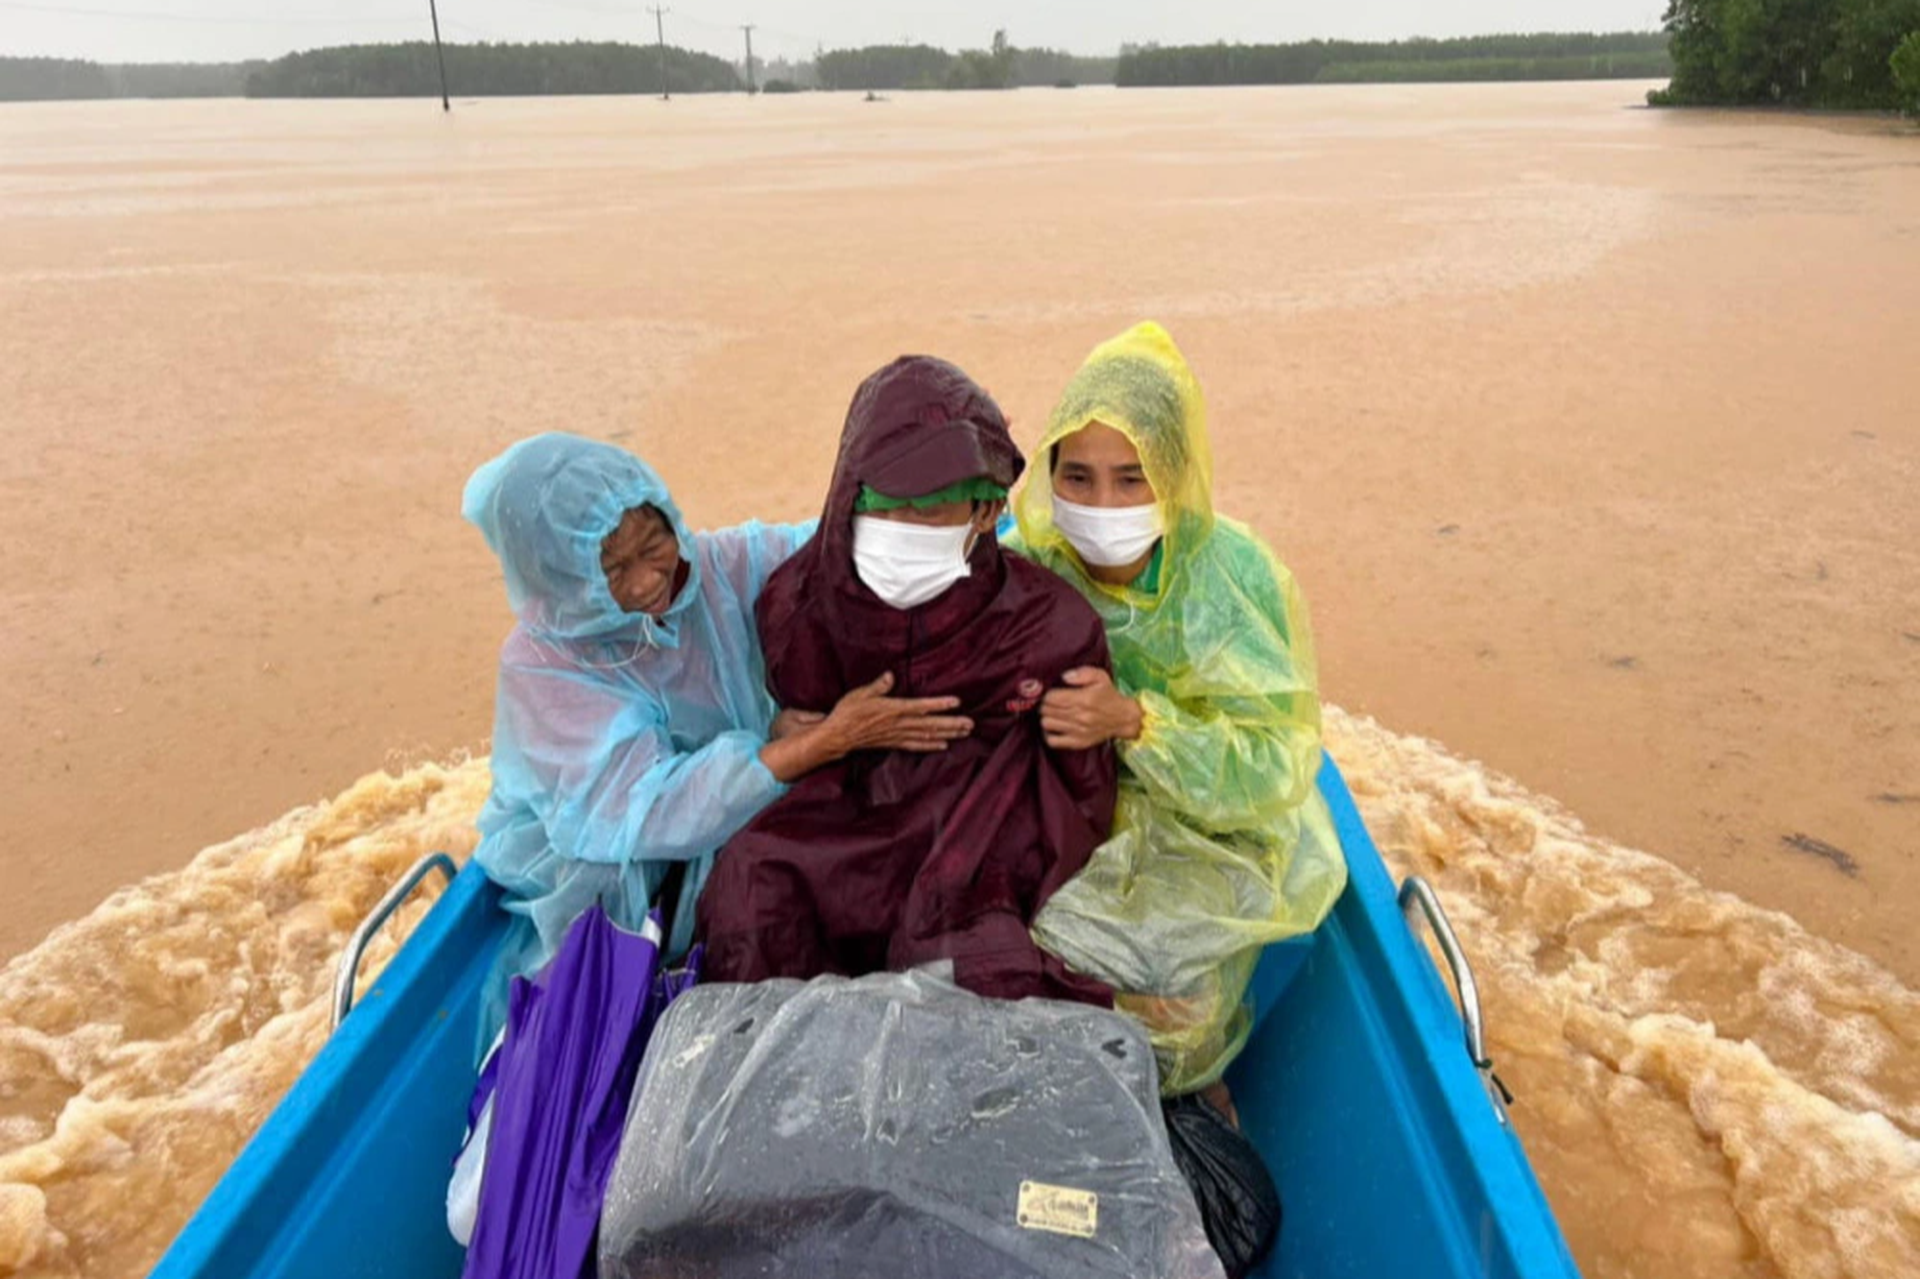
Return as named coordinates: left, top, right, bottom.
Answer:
left=944, top=28, right=1017, bottom=89
left=1895, top=30, right=1920, bottom=110
left=1653, top=0, right=1920, bottom=108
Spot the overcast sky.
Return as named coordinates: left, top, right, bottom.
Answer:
left=4, top=1, right=1668, bottom=66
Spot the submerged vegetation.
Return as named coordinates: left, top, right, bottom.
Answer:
left=1648, top=0, right=1920, bottom=110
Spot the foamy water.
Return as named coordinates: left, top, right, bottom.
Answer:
left=1, top=715, right=1913, bottom=1278
left=0, top=763, right=488, bottom=1277
left=1325, top=710, right=1920, bottom=1279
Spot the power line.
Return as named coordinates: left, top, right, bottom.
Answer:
left=667, top=12, right=722, bottom=31
left=0, top=0, right=414, bottom=24
left=1, top=0, right=829, bottom=66
left=751, top=24, right=816, bottom=48
left=513, top=0, right=632, bottom=17
left=440, top=17, right=505, bottom=42
left=665, top=9, right=820, bottom=53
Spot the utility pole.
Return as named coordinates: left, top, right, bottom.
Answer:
left=427, top=0, right=450, bottom=111
left=740, top=24, right=757, bottom=94
left=647, top=6, right=671, bottom=101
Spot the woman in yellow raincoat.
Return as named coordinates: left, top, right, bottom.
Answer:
left=1012, top=321, right=1348, bottom=1099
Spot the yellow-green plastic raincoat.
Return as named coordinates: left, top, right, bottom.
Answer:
left=1013, top=321, right=1347, bottom=1094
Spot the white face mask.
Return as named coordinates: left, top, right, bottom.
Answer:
left=1052, top=495, right=1162, bottom=568
left=851, top=515, right=976, bottom=610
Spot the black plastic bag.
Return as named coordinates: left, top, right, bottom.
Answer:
left=1161, top=1094, right=1282, bottom=1279
left=598, top=971, right=1227, bottom=1279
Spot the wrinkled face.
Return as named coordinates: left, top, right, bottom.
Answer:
left=869, top=497, right=1005, bottom=535
left=600, top=505, right=682, bottom=616
left=1052, top=421, right=1155, bottom=508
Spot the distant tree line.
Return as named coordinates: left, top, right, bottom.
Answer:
left=753, top=56, right=819, bottom=91
left=1652, top=0, right=1920, bottom=110
left=811, top=32, right=1111, bottom=90
left=1114, top=32, right=1671, bottom=86
left=945, top=31, right=1017, bottom=90
left=1, top=56, right=256, bottom=101
left=4, top=39, right=1117, bottom=102
left=1013, top=46, right=1120, bottom=87
left=114, top=62, right=258, bottom=97
left=244, top=41, right=741, bottom=98
left=60, top=26, right=1912, bottom=107
left=1319, top=52, right=1673, bottom=83
left=1, top=57, right=108, bottom=101
left=813, top=43, right=952, bottom=91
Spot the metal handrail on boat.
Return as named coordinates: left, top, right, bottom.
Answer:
left=331, top=852, right=458, bottom=1031
left=1398, top=875, right=1513, bottom=1126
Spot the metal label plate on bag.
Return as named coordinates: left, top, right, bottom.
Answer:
left=1017, top=1180, right=1099, bottom=1238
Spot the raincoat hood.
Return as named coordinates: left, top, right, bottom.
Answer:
left=463, top=432, right=698, bottom=645
left=1014, top=321, right=1214, bottom=599
left=798, top=355, right=1024, bottom=601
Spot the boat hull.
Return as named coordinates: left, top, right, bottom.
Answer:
left=153, top=759, right=1579, bottom=1279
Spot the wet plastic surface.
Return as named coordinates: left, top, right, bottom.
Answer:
left=598, top=970, right=1225, bottom=1279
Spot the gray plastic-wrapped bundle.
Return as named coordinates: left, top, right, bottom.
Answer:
left=598, top=970, right=1226, bottom=1279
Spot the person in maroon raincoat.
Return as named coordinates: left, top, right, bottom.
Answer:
left=696, top=356, right=1117, bottom=1005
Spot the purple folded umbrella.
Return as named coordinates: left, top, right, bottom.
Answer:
left=462, top=906, right=699, bottom=1279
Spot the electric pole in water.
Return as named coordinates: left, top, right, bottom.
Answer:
left=647, top=6, right=671, bottom=101
left=740, top=24, right=757, bottom=94
left=427, top=0, right=450, bottom=111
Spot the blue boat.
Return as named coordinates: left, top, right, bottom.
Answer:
left=152, top=759, right=1581, bottom=1279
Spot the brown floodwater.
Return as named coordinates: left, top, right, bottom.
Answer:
left=0, top=83, right=1915, bottom=1277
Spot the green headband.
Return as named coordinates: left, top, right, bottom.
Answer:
left=855, top=477, right=1009, bottom=513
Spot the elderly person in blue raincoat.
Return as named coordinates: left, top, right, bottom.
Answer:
left=462, top=432, right=976, bottom=989
left=450, top=433, right=978, bottom=1258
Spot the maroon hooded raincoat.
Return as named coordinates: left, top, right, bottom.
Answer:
left=695, top=357, right=1116, bottom=1005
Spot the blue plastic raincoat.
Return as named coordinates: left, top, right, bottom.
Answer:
left=462, top=433, right=810, bottom=986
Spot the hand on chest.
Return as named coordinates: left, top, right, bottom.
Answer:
left=895, top=665, right=1058, bottom=733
